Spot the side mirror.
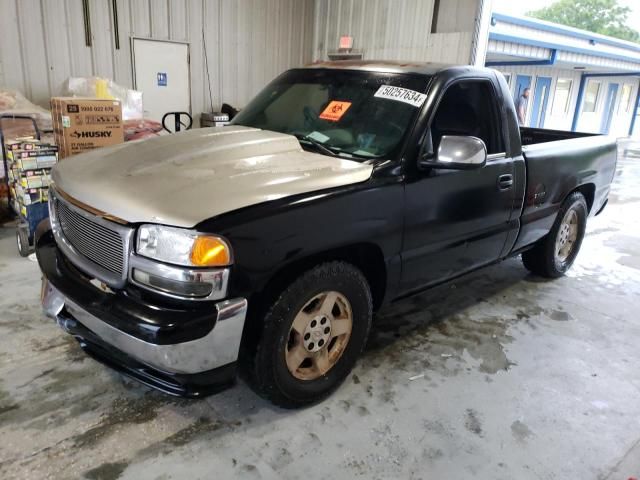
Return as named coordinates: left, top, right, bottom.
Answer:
left=419, top=135, right=487, bottom=170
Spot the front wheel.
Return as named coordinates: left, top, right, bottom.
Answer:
left=249, top=261, right=372, bottom=408
left=522, top=191, right=588, bottom=278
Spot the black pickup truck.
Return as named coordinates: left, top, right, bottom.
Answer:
left=37, top=61, right=616, bottom=407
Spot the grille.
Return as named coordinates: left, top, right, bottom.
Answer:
left=56, top=199, right=126, bottom=276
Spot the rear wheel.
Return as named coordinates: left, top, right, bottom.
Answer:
left=249, top=261, right=372, bottom=408
left=522, top=191, right=588, bottom=278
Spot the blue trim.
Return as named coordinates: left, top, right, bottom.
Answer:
left=515, top=74, right=532, bottom=98
left=489, top=32, right=640, bottom=65
left=514, top=75, right=532, bottom=125
left=492, top=13, right=640, bottom=54
left=571, top=74, right=587, bottom=131
left=600, top=83, right=619, bottom=133
left=630, top=85, right=640, bottom=135
left=531, top=77, right=552, bottom=128
left=486, top=49, right=556, bottom=67
left=574, top=72, right=640, bottom=78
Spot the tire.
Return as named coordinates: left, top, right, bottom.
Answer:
left=16, top=227, right=31, bottom=257
left=248, top=261, right=373, bottom=408
left=522, top=191, right=588, bottom=278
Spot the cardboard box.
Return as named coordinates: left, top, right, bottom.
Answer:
left=50, top=97, right=124, bottom=158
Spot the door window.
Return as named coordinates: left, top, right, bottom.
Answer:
left=583, top=81, right=601, bottom=113
left=619, top=84, right=633, bottom=114
left=551, top=78, right=572, bottom=115
left=430, top=81, right=504, bottom=155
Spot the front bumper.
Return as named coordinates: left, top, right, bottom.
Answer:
left=37, top=226, right=248, bottom=397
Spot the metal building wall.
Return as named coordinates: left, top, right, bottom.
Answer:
left=312, top=0, right=477, bottom=64
left=494, top=65, right=639, bottom=135
left=0, top=0, right=315, bottom=120
left=494, top=66, right=583, bottom=131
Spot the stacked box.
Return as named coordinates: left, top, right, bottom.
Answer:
left=4, top=138, right=58, bottom=224
left=50, top=97, right=124, bottom=159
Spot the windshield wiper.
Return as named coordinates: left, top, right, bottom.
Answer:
left=294, top=133, right=380, bottom=161
left=294, top=134, right=341, bottom=158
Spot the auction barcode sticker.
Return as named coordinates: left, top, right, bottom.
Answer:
left=374, top=85, right=427, bottom=107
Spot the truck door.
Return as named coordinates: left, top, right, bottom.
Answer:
left=401, top=80, right=517, bottom=292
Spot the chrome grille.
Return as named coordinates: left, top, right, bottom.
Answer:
left=56, top=199, right=125, bottom=275
left=50, top=188, right=133, bottom=288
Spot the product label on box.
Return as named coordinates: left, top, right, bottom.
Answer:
left=62, top=115, right=71, bottom=128
left=69, top=130, right=115, bottom=139
left=85, top=114, right=121, bottom=124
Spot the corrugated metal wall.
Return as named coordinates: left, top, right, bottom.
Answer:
left=312, top=0, right=476, bottom=64
left=0, top=0, right=484, bottom=121
left=0, top=0, right=315, bottom=120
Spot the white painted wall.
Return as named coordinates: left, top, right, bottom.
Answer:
left=575, top=76, right=639, bottom=135
left=494, top=66, right=582, bottom=130
left=494, top=66, right=639, bottom=136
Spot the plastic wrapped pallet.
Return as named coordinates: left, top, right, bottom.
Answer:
left=0, top=89, right=53, bottom=132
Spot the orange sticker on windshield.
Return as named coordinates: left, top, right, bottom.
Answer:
left=319, top=101, right=352, bottom=122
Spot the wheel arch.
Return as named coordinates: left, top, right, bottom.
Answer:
left=571, top=182, right=595, bottom=213
left=255, top=242, right=387, bottom=314
left=238, top=242, right=387, bottom=359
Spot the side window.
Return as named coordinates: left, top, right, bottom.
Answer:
left=430, top=81, right=505, bottom=155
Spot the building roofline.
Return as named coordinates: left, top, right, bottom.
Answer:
left=492, top=12, right=640, bottom=54
left=489, top=32, right=640, bottom=66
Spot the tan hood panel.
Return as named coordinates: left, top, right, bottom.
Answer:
left=52, top=126, right=374, bottom=228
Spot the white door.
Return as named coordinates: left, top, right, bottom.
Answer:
left=132, top=38, right=190, bottom=129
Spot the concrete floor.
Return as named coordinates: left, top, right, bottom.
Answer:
left=1, top=150, right=640, bottom=480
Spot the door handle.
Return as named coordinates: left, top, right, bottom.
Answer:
left=498, top=174, right=513, bottom=190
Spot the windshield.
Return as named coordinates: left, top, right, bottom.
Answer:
left=232, top=69, right=430, bottom=161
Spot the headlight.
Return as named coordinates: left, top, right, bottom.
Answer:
left=136, top=224, right=232, bottom=267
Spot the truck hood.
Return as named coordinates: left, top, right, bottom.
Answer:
left=52, top=126, right=374, bottom=228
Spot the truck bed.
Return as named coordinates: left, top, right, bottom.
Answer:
left=520, top=126, right=596, bottom=146
left=512, top=128, right=617, bottom=251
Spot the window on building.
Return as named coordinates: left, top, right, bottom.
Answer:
left=618, top=84, right=633, bottom=114
left=551, top=78, right=572, bottom=115
left=583, top=81, right=601, bottom=113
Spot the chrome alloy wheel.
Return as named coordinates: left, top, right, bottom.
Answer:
left=285, top=291, right=353, bottom=381
left=555, top=208, right=579, bottom=263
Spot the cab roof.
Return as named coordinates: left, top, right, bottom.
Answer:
left=304, top=60, right=458, bottom=76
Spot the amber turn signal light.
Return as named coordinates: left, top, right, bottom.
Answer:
left=190, top=236, right=231, bottom=266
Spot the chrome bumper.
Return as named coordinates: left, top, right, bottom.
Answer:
left=42, top=281, right=247, bottom=375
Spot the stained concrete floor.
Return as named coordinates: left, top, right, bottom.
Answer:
left=1, top=150, right=640, bottom=480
